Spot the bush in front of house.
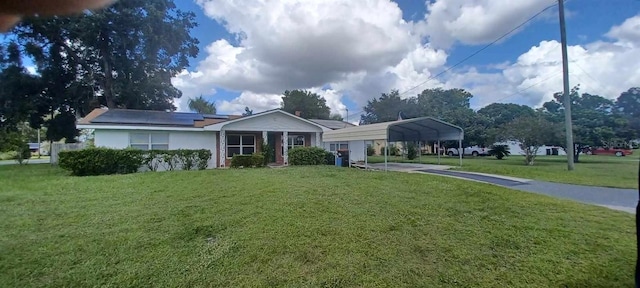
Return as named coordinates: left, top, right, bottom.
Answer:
left=325, top=151, right=335, bottom=165
left=59, top=148, right=212, bottom=176
left=366, top=146, right=375, bottom=156
left=406, top=142, right=418, bottom=160
left=59, top=148, right=143, bottom=176
left=289, top=147, right=328, bottom=165
left=379, top=145, right=399, bottom=156
left=230, top=154, right=265, bottom=168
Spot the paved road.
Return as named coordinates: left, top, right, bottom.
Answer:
left=422, top=169, right=638, bottom=213
left=367, top=163, right=638, bottom=213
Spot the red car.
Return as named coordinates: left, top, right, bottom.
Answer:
left=586, top=147, right=634, bottom=157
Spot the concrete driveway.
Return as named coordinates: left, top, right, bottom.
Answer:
left=365, top=162, right=638, bottom=214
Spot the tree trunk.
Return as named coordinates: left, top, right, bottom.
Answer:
left=573, top=144, right=581, bottom=163
left=98, top=30, right=116, bottom=109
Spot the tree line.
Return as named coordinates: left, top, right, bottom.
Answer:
left=359, top=86, right=639, bottom=163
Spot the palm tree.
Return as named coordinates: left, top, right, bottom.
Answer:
left=188, top=95, right=216, bottom=114
left=488, top=144, right=511, bottom=160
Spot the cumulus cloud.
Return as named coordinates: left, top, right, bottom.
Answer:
left=217, top=91, right=282, bottom=115
left=419, top=0, right=554, bottom=48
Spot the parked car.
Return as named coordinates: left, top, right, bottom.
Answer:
left=585, top=146, right=633, bottom=157
left=447, top=146, right=488, bottom=157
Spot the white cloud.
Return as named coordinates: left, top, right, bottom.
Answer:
left=419, top=0, right=554, bottom=48
left=606, top=14, right=640, bottom=46
left=217, top=91, right=282, bottom=115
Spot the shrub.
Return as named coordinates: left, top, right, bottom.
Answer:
left=325, top=151, right=335, bottom=165
left=59, top=148, right=211, bottom=176
left=261, top=142, right=273, bottom=166
left=379, top=145, right=399, bottom=156
left=488, top=145, right=511, bottom=160
left=59, top=148, right=143, bottom=176
left=231, top=154, right=264, bottom=168
left=289, top=147, right=328, bottom=165
left=366, top=146, right=375, bottom=156
left=406, top=142, right=418, bottom=160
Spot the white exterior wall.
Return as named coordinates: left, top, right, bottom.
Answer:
left=348, top=140, right=366, bottom=162
left=94, top=130, right=129, bottom=149
left=94, top=129, right=217, bottom=169
left=169, top=131, right=217, bottom=168
left=496, top=141, right=567, bottom=156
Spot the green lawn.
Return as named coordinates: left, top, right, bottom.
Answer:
left=0, top=165, right=636, bottom=287
left=367, top=154, right=639, bottom=189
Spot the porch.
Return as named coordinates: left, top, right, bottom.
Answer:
left=218, top=131, right=322, bottom=167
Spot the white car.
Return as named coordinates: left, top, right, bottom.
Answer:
left=447, top=146, right=488, bottom=157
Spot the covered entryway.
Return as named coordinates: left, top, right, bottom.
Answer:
left=322, top=117, right=464, bottom=170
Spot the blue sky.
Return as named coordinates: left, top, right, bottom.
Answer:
left=171, top=1, right=640, bottom=118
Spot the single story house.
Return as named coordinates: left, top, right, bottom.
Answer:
left=77, top=108, right=359, bottom=168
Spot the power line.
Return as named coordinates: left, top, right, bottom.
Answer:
left=396, top=1, right=559, bottom=98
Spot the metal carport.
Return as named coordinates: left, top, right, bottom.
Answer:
left=322, top=117, right=464, bottom=170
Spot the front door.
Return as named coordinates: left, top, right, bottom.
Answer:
left=267, top=132, right=277, bottom=163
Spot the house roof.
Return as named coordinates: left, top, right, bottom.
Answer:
left=78, top=108, right=332, bottom=132
left=308, top=119, right=356, bottom=130
left=202, top=109, right=329, bottom=132
left=322, top=117, right=464, bottom=142
left=79, top=108, right=238, bottom=128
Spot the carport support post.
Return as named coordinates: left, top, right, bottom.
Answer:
left=458, top=136, right=463, bottom=167
left=364, top=140, right=368, bottom=170
left=384, top=141, right=388, bottom=172
left=437, top=139, right=441, bottom=165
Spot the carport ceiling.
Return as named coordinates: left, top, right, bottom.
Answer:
left=322, top=117, right=464, bottom=142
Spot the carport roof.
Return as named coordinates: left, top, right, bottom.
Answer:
left=322, top=117, right=464, bottom=142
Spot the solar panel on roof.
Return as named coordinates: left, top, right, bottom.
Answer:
left=91, top=110, right=204, bottom=126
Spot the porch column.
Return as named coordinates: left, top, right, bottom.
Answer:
left=315, top=132, right=321, bottom=147
left=282, top=131, right=288, bottom=165
left=219, top=129, right=226, bottom=167
left=262, top=131, right=268, bottom=146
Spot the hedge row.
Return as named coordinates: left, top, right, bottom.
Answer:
left=59, top=148, right=211, bottom=176
left=289, top=147, right=334, bottom=165
left=230, top=154, right=265, bottom=168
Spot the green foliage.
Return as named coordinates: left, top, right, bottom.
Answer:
left=59, top=148, right=143, bottom=176
left=0, top=130, right=30, bottom=164
left=288, top=147, right=328, bottom=165
left=59, top=148, right=211, bottom=176
left=406, top=142, right=418, bottom=160
left=379, top=145, right=399, bottom=156
left=501, top=116, right=558, bottom=165
left=325, top=151, right=335, bottom=165
left=188, top=95, right=216, bottom=114
left=366, top=145, right=375, bottom=156
left=0, top=151, right=18, bottom=161
left=230, top=154, right=264, bottom=168
left=261, top=142, right=273, bottom=166
left=281, top=90, right=331, bottom=119
left=488, top=145, right=511, bottom=160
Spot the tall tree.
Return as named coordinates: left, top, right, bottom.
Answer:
left=616, top=87, right=640, bottom=140
left=281, top=90, right=331, bottom=119
left=13, top=0, right=198, bottom=111
left=360, top=90, right=417, bottom=124
left=188, top=96, right=216, bottom=114
left=542, top=86, right=627, bottom=162
left=501, top=115, right=559, bottom=165
left=415, top=88, right=473, bottom=122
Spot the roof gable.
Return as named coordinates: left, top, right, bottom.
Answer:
left=204, top=109, right=327, bottom=132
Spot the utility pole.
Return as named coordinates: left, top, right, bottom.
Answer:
left=558, top=0, right=575, bottom=170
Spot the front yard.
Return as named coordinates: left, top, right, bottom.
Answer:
left=0, top=165, right=636, bottom=287
left=367, top=154, right=639, bottom=189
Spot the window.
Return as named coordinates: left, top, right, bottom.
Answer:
left=129, top=133, right=169, bottom=150
left=329, top=142, right=348, bottom=152
left=288, top=135, right=305, bottom=149
left=227, top=135, right=255, bottom=157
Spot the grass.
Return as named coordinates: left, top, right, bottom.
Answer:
left=0, top=165, right=636, bottom=287
left=367, top=153, right=639, bottom=189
